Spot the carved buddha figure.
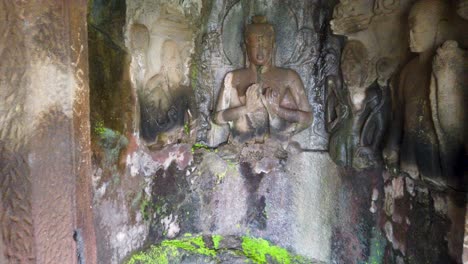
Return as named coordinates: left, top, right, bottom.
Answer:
left=328, top=40, right=389, bottom=169
left=214, top=16, right=312, bottom=143
left=385, top=0, right=455, bottom=182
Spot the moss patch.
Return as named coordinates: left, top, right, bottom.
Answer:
left=162, top=236, right=216, bottom=257
left=191, top=142, right=211, bottom=153
left=364, top=227, right=386, bottom=264
left=212, top=235, right=222, bottom=250
left=127, top=235, right=215, bottom=264
left=126, top=234, right=314, bottom=264
left=241, top=236, right=308, bottom=264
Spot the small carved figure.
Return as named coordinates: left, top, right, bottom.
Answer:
left=140, top=40, right=189, bottom=143
left=327, top=40, right=389, bottom=169
left=385, top=0, right=468, bottom=184
left=213, top=16, right=313, bottom=144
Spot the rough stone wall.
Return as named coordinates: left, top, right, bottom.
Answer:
left=464, top=208, right=468, bottom=264
left=328, top=0, right=468, bottom=263
left=86, top=0, right=343, bottom=263
left=0, top=0, right=96, bottom=263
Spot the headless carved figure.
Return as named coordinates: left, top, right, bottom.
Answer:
left=430, top=41, right=468, bottom=187
left=214, top=16, right=313, bottom=144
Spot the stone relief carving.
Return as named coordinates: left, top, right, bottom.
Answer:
left=327, top=41, right=390, bottom=169
left=139, top=39, right=190, bottom=144
left=328, top=0, right=415, bottom=169
left=430, top=41, right=467, bottom=186
left=194, top=0, right=340, bottom=149
left=213, top=16, right=313, bottom=144
left=458, top=0, right=468, bottom=19
left=385, top=0, right=468, bottom=186
left=128, top=7, right=195, bottom=147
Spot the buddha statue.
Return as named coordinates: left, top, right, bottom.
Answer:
left=213, top=16, right=313, bottom=144
left=385, top=0, right=468, bottom=185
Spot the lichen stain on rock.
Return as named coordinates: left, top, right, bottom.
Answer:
left=240, top=162, right=267, bottom=230
left=93, top=126, right=129, bottom=192
left=148, top=160, right=194, bottom=242
left=149, top=144, right=193, bottom=171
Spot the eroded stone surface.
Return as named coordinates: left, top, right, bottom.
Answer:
left=1, top=0, right=95, bottom=263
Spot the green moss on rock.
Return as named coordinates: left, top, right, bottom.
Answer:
left=241, top=236, right=308, bottom=264
left=212, top=235, right=222, bottom=250
left=126, top=234, right=314, bottom=264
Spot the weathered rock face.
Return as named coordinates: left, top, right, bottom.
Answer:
left=1, top=0, right=466, bottom=263
left=0, top=0, right=95, bottom=263
left=89, top=0, right=467, bottom=263
left=88, top=0, right=343, bottom=263
left=327, top=0, right=467, bottom=263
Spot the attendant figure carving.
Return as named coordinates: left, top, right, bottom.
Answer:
left=385, top=0, right=468, bottom=185
left=327, top=40, right=389, bottom=169
left=213, top=16, right=313, bottom=144
left=140, top=40, right=189, bottom=144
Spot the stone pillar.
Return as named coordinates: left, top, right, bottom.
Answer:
left=0, top=1, right=96, bottom=263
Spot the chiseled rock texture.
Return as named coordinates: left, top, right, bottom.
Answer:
left=89, top=0, right=342, bottom=263
left=0, top=0, right=96, bottom=263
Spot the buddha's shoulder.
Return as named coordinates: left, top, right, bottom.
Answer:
left=226, top=68, right=252, bottom=76
left=272, top=67, right=301, bottom=78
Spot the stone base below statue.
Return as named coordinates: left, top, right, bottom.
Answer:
left=137, top=143, right=340, bottom=263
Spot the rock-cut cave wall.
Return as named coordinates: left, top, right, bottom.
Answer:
left=0, top=0, right=466, bottom=264
left=88, top=0, right=345, bottom=263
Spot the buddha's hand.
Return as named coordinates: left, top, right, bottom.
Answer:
left=261, top=87, right=280, bottom=114
left=433, top=41, right=463, bottom=76
left=245, top=84, right=264, bottom=112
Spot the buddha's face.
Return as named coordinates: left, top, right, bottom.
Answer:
left=341, top=41, right=368, bottom=90
left=409, top=9, right=438, bottom=52
left=245, top=25, right=274, bottom=66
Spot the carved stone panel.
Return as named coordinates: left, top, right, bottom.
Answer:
left=212, top=16, right=313, bottom=144
left=127, top=4, right=197, bottom=147
left=194, top=0, right=341, bottom=149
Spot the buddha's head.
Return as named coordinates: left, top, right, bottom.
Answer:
left=409, top=0, right=450, bottom=53
left=341, top=40, right=369, bottom=90
left=244, top=16, right=275, bottom=66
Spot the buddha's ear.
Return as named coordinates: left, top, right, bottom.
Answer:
left=242, top=41, right=249, bottom=68
left=272, top=42, right=276, bottom=66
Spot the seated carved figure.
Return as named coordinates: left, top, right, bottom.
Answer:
left=213, top=16, right=313, bottom=144
left=385, top=0, right=468, bottom=185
